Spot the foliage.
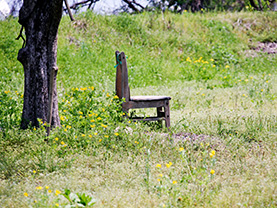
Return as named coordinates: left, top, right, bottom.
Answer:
left=0, top=11, right=276, bottom=207
left=148, top=0, right=276, bottom=12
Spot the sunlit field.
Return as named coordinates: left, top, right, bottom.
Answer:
left=0, top=11, right=276, bottom=207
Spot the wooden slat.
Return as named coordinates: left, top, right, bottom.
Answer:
left=115, top=51, right=123, bottom=99
left=123, top=100, right=168, bottom=109
left=131, top=96, right=171, bottom=101
left=131, top=117, right=165, bottom=121
left=120, top=52, right=130, bottom=102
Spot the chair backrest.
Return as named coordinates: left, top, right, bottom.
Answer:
left=115, top=51, right=130, bottom=102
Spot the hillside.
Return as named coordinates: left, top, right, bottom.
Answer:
left=0, top=11, right=276, bottom=207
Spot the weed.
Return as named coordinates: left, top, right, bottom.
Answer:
left=0, top=11, right=276, bottom=208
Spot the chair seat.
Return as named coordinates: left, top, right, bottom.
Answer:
left=131, top=96, right=171, bottom=101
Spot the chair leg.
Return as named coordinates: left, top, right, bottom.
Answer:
left=164, top=100, right=170, bottom=128
left=122, top=105, right=129, bottom=118
left=157, top=107, right=163, bottom=127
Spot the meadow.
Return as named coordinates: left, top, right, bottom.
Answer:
left=0, top=10, right=276, bottom=207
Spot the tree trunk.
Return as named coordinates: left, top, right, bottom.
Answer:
left=18, top=0, right=63, bottom=129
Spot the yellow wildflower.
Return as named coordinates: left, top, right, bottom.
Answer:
left=101, top=124, right=107, bottom=128
left=97, top=117, right=102, bottom=120
left=106, top=93, right=110, bottom=97
left=61, top=141, right=65, bottom=145
left=36, top=186, right=43, bottom=190
left=172, top=181, right=177, bottom=184
left=89, top=135, right=92, bottom=138
left=55, top=137, right=59, bottom=141
left=90, top=125, right=95, bottom=128
left=179, top=147, right=184, bottom=151
left=48, top=189, right=52, bottom=193
left=94, top=132, right=98, bottom=135
left=210, top=150, right=216, bottom=158
left=45, top=186, right=49, bottom=189
left=166, top=162, right=173, bottom=168
left=114, top=95, right=119, bottom=99
left=104, top=135, right=109, bottom=138
left=225, top=65, right=230, bottom=68
left=24, top=192, right=28, bottom=197
left=99, top=139, right=102, bottom=142
left=114, top=132, right=119, bottom=136
left=33, top=170, right=36, bottom=174
left=156, top=164, right=162, bottom=168
left=55, top=203, right=59, bottom=207
left=158, top=174, right=163, bottom=177
left=55, top=190, right=61, bottom=196
left=157, top=179, right=161, bottom=182
left=210, top=169, right=215, bottom=175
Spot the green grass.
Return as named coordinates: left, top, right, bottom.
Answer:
left=0, top=11, right=276, bottom=207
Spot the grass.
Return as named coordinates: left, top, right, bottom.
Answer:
left=0, top=11, right=276, bottom=207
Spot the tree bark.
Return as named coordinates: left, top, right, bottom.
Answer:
left=18, top=0, right=62, bottom=129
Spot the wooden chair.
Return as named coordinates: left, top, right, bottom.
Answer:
left=115, top=51, right=171, bottom=128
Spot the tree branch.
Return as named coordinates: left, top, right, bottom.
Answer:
left=130, top=0, right=145, bottom=10
left=122, top=0, right=145, bottom=12
left=64, top=0, right=75, bottom=21
left=69, top=0, right=99, bottom=10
